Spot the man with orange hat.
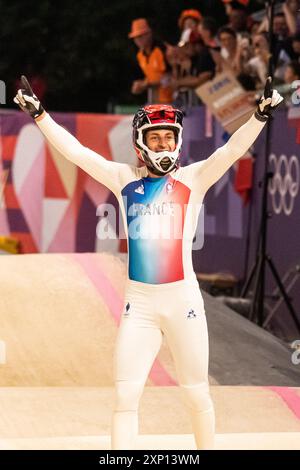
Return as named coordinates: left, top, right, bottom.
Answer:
left=129, top=18, right=173, bottom=104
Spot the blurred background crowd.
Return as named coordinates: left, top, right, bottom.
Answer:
left=1, top=0, right=300, bottom=112
left=129, top=0, right=300, bottom=110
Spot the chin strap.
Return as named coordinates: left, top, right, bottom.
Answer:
left=145, top=160, right=179, bottom=176
left=143, top=152, right=180, bottom=176
left=145, top=165, right=165, bottom=176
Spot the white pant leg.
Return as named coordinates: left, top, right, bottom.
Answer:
left=111, top=284, right=162, bottom=450
left=158, top=280, right=215, bottom=450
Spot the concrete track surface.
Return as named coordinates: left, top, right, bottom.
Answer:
left=0, top=253, right=299, bottom=449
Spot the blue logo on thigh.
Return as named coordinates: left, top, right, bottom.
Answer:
left=187, top=309, right=197, bottom=319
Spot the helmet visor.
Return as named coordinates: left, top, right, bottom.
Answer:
left=145, top=109, right=178, bottom=124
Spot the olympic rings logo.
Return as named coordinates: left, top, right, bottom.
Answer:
left=268, top=153, right=299, bottom=216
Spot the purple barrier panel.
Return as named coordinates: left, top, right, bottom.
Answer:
left=0, top=110, right=76, bottom=136
left=248, top=110, right=300, bottom=339
left=184, top=109, right=251, bottom=281
left=181, top=106, right=215, bottom=165
left=187, top=107, right=299, bottom=339
left=2, top=108, right=299, bottom=338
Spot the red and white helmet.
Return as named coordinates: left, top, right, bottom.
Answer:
left=132, top=104, right=184, bottom=175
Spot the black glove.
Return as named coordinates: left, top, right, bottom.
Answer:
left=255, top=76, right=283, bottom=122
left=13, top=75, right=44, bottom=119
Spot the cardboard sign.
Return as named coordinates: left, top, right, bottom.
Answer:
left=196, top=72, right=255, bottom=134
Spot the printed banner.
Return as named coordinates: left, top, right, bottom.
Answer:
left=196, top=71, right=255, bottom=134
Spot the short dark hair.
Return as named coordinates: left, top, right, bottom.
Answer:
left=218, top=26, right=237, bottom=39
left=292, top=33, right=300, bottom=43
left=230, top=1, right=247, bottom=11
left=288, top=61, right=300, bottom=78
left=274, top=13, right=285, bottom=19
left=202, top=17, right=218, bottom=37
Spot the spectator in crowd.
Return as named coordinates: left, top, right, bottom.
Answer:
left=290, top=33, right=300, bottom=60
left=166, top=32, right=215, bottom=108
left=214, top=26, right=257, bottom=89
left=222, top=0, right=235, bottom=16
left=284, top=60, right=300, bottom=83
left=222, top=0, right=249, bottom=17
left=218, top=26, right=239, bottom=73
left=178, top=9, right=202, bottom=47
left=258, top=12, right=289, bottom=45
left=275, top=60, right=300, bottom=105
left=199, top=17, right=219, bottom=48
left=249, top=20, right=261, bottom=36
left=258, top=5, right=295, bottom=38
left=129, top=18, right=173, bottom=104
left=170, top=33, right=215, bottom=92
left=234, top=34, right=256, bottom=85
left=246, top=32, right=269, bottom=88
left=282, top=0, right=300, bottom=36
left=273, top=12, right=290, bottom=39
left=199, top=17, right=222, bottom=73
left=257, top=11, right=292, bottom=80
left=273, top=13, right=293, bottom=79
left=128, top=0, right=299, bottom=109
left=226, top=1, right=249, bottom=34
left=281, top=30, right=300, bottom=64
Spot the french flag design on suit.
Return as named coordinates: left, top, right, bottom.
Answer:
left=122, top=173, right=191, bottom=284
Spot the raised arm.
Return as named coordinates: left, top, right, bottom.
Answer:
left=14, top=76, right=123, bottom=194
left=192, top=77, right=283, bottom=195
left=282, top=1, right=297, bottom=36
